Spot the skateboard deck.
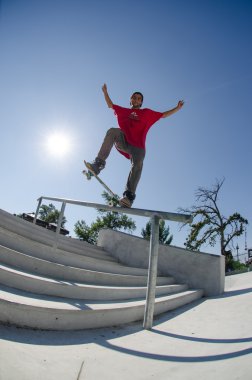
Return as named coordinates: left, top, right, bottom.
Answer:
left=83, top=160, right=119, bottom=207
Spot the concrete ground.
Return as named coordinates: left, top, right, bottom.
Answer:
left=0, top=272, right=251, bottom=380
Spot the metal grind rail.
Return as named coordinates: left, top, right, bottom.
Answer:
left=34, top=196, right=192, bottom=330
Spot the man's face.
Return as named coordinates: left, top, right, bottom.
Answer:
left=130, top=93, right=143, bottom=109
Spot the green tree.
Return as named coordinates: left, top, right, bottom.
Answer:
left=179, top=178, right=248, bottom=257
left=141, top=219, right=173, bottom=245
left=39, top=203, right=67, bottom=227
left=74, top=220, right=97, bottom=245
left=74, top=192, right=136, bottom=244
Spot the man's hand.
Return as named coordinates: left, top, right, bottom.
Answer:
left=162, top=100, right=184, bottom=118
left=102, top=83, right=108, bottom=93
left=102, top=83, right=113, bottom=108
left=177, top=100, right=184, bottom=110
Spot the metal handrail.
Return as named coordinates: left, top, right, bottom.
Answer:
left=34, top=196, right=192, bottom=329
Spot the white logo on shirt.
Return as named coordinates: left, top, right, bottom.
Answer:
left=129, top=112, right=139, bottom=120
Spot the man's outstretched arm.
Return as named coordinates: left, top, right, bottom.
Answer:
left=102, top=83, right=114, bottom=108
left=162, top=100, right=184, bottom=118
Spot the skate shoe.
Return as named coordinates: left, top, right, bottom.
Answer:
left=119, top=190, right=135, bottom=208
left=85, top=158, right=106, bottom=175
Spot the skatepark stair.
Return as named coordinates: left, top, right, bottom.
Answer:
left=0, top=208, right=203, bottom=330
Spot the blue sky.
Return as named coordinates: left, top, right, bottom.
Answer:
left=0, top=0, right=251, bottom=257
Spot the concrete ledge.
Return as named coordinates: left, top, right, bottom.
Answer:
left=98, top=229, right=225, bottom=296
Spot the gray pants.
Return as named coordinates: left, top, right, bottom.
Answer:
left=97, top=128, right=145, bottom=194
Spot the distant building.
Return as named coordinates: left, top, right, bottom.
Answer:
left=20, top=213, right=69, bottom=236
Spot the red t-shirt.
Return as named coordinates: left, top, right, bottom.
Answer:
left=113, top=104, right=163, bottom=158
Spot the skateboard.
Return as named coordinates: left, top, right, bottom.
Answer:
left=82, top=160, right=119, bottom=207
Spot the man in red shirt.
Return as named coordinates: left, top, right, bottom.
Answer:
left=86, top=84, right=184, bottom=207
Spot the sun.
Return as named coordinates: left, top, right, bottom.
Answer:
left=46, top=132, right=71, bottom=157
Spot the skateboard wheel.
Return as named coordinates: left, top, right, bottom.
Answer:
left=108, top=201, right=114, bottom=207
left=83, top=170, right=92, bottom=180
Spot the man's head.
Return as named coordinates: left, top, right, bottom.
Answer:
left=130, top=91, right=144, bottom=109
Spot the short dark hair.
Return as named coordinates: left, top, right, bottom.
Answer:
left=131, top=91, right=144, bottom=104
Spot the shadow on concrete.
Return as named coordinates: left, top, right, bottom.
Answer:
left=0, top=285, right=94, bottom=310
left=1, top=321, right=251, bottom=363
left=151, top=329, right=252, bottom=344
left=99, top=340, right=252, bottom=363
left=0, top=298, right=204, bottom=346
left=213, top=287, right=252, bottom=299
left=1, top=283, right=252, bottom=363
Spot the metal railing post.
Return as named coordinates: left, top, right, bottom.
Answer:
left=56, top=202, right=66, bottom=236
left=53, top=201, right=66, bottom=249
left=143, top=214, right=160, bottom=330
left=33, top=197, right=43, bottom=224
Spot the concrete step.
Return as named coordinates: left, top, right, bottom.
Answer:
left=0, top=264, right=186, bottom=300
left=0, top=209, right=114, bottom=256
left=0, top=207, right=204, bottom=331
left=0, top=209, right=115, bottom=261
left=0, top=227, right=148, bottom=275
left=0, top=247, right=174, bottom=286
left=0, top=284, right=204, bottom=330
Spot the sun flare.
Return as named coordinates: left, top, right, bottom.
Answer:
left=46, top=132, right=71, bottom=157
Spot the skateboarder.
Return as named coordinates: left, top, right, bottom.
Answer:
left=86, top=84, right=184, bottom=208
